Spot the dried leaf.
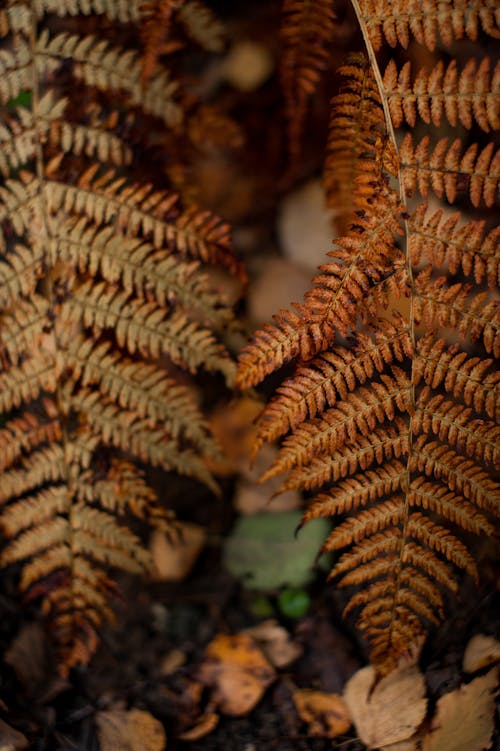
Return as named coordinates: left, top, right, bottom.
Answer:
left=463, top=635, right=500, bottom=674
left=245, top=619, right=302, bottom=668
left=150, top=522, right=206, bottom=581
left=159, top=649, right=186, bottom=676
left=293, top=689, right=351, bottom=737
left=422, top=668, right=498, bottom=751
left=344, top=663, right=427, bottom=749
left=96, top=708, right=166, bottom=751
left=0, top=719, right=28, bottom=751
left=177, top=713, right=219, bottom=741
left=198, top=633, right=275, bottom=715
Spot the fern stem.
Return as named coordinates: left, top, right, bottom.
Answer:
left=350, top=0, right=418, bottom=660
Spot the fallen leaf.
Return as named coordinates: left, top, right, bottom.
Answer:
left=178, top=713, right=219, bottom=741
left=344, top=663, right=427, bottom=749
left=150, top=522, right=206, bottom=581
left=245, top=620, right=302, bottom=668
left=198, top=633, right=275, bottom=715
left=380, top=741, right=418, bottom=751
left=293, top=689, right=351, bottom=737
left=223, top=511, right=331, bottom=589
left=421, top=668, right=498, bottom=751
left=463, top=635, right=500, bottom=674
left=5, top=623, right=47, bottom=691
left=0, top=718, right=28, bottom=751
left=96, top=708, right=166, bottom=751
left=160, top=649, right=186, bottom=676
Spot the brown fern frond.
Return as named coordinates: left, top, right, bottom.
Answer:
left=237, top=180, right=405, bottom=388
left=261, top=369, right=412, bottom=481
left=252, top=318, right=411, bottom=454
left=413, top=389, right=499, bottom=466
left=409, top=204, right=499, bottom=288
left=400, top=134, right=500, bottom=207
left=278, top=420, right=409, bottom=492
left=0, top=0, right=237, bottom=674
left=140, top=1, right=184, bottom=86
left=324, top=54, right=392, bottom=225
left=358, top=0, right=500, bottom=52
left=177, top=0, right=225, bottom=52
left=241, top=1, right=499, bottom=675
left=415, top=335, right=499, bottom=420
left=384, top=58, right=500, bottom=132
left=280, top=0, right=337, bottom=160
left=414, top=269, right=499, bottom=356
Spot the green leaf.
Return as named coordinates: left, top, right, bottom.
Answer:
left=8, top=91, right=32, bottom=109
left=223, top=511, right=331, bottom=590
left=277, top=588, right=310, bottom=618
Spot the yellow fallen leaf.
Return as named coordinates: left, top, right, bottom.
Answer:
left=421, top=668, right=498, bottom=751
left=293, top=689, right=351, bottom=737
left=463, top=635, right=500, bottom=674
left=198, top=632, right=275, bottom=716
left=343, top=663, right=427, bottom=749
left=150, top=522, right=206, bottom=581
left=96, top=708, right=166, bottom=751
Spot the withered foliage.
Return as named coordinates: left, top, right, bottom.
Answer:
left=0, top=0, right=238, bottom=673
left=238, top=0, right=499, bottom=673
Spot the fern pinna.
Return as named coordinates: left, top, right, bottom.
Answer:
left=238, top=0, right=499, bottom=673
left=0, top=0, right=238, bottom=673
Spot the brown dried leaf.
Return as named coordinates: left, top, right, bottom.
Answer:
left=207, top=397, right=263, bottom=476
left=198, top=633, right=275, bottom=715
left=150, top=522, right=206, bottom=581
left=293, top=689, right=351, bottom=737
left=463, top=635, right=500, bottom=674
left=344, top=663, right=426, bottom=749
left=421, top=668, right=498, bottom=751
left=245, top=619, right=302, bottom=668
left=0, top=718, right=28, bottom=751
left=177, top=713, right=219, bottom=741
left=96, top=708, right=166, bottom=751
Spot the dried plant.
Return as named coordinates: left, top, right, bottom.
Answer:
left=238, top=0, right=499, bottom=673
left=0, top=0, right=238, bottom=673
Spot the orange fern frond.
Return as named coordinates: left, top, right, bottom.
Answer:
left=280, top=0, right=337, bottom=160
left=400, top=134, right=500, bottom=207
left=384, top=57, right=500, bottom=133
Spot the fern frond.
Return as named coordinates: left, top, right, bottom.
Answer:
left=278, top=421, right=408, bottom=492
left=140, top=1, right=183, bottom=85
left=252, top=318, right=411, bottom=454
left=177, top=0, right=225, bottom=52
left=261, top=370, right=412, bottom=480
left=359, top=0, right=500, bottom=52
left=242, top=9, right=499, bottom=674
left=66, top=337, right=216, bottom=453
left=324, top=54, right=389, bottom=224
left=237, top=181, right=405, bottom=388
left=400, top=134, right=500, bottom=207
left=39, top=31, right=182, bottom=127
left=414, top=269, right=499, bottom=356
left=413, top=390, right=499, bottom=466
left=415, top=335, right=499, bottom=419
left=0, top=0, right=236, bottom=674
left=409, top=204, right=499, bottom=289
left=280, top=0, right=337, bottom=159
left=384, top=58, right=500, bottom=132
